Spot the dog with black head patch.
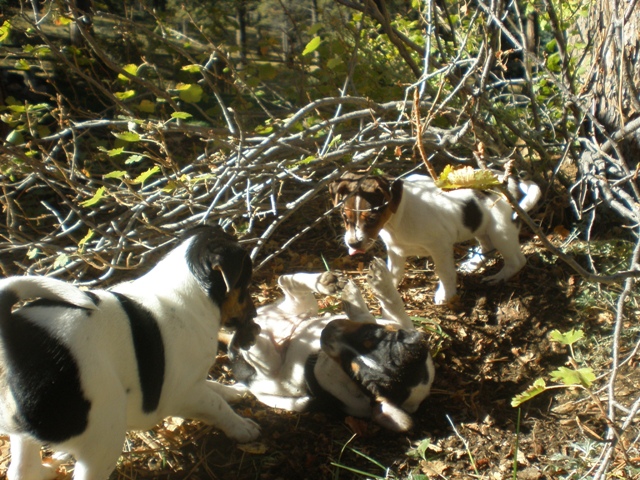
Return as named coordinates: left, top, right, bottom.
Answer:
left=229, top=258, right=434, bottom=432
left=0, top=226, right=260, bottom=480
left=329, top=171, right=541, bottom=305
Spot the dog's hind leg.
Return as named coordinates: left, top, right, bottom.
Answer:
left=431, top=245, right=459, bottom=305
left=7, top=436, right=58, bottom=480
left=366, top=258, right=414, bottom=330
left=483, top=228, right=526, bottom=284
left=277, top=272, right=345, bottom=316
left=459, top=235, right=495, bottom=273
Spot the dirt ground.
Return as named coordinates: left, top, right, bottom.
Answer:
left=0, top=223, right=637, bottom=480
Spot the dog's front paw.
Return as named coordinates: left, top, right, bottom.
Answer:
left=316, top=271, right=347, bottom=295
left=207, top=381, right=250, bottom=403
left=226, top=417, right=261, bottom=443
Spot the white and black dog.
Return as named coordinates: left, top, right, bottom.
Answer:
left=229, top=258, right=435, bottom=432
left=0, top=226, right=261, bottom=480
left=329, top=171, right=541, bottom=305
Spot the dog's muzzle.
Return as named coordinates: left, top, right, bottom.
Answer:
left=227, top=302, right=260, bottom=352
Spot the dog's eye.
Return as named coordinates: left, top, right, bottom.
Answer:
left=365, top=215, right=378, bottom=226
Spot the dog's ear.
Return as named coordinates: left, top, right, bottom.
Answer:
left=372, top=398, right=413, bottom=432
left=328, top=180, right=350, bottom=206
left=388, top=179, right=404, bottom=213
left=210, top=251, right=251, bottom=294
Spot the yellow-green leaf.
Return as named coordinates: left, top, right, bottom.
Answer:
left=550, top=329, right=584, bottom=346
left=104, top=170, right=126, bottom=179
left=131, top=166, right=160, bottom=185
left=550, top=367, right=595, bottom=388
left=0, top=20, right=11, bottom=43
left=113, top=132, right=140, bottom=142
left=302, top=36, right=321, bottom=56
left=118, top=64, right=138, bottom=82
left=171, top=111, right=192, bottom=120
left=436, top=165, right=500, bottom=191
left=176, top=83, right=203, bottom=103
left=15, top=58, right=31, bottom=71
left=115, top=90, right=136, bottom=100
left=511, top=378, right=546, bottom=407
left=106, top=147, right=125, bottom=157
left=78, top=229, right=94, bottom=251
left=137, top=99, right=155, bottom=113
left=80, top=186, right=106, bottom=207
left=181, top=64, right=201, bottom=73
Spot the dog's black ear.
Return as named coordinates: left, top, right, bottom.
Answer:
left=388, top=179, right=404, bottom=213
left=210, top=251, right=251, bottom=294
left=328, top=180, right=350, bottom=206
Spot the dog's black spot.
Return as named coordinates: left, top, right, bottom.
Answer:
left=0, top=290, right=91, bottom=443
left=113, top=292, right=165, bottom=413
left=462, top=199, right=483, bottom=232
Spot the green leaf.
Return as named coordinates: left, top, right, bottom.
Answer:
left=302, top=36, right=322, bottom=56
left=171, top=111, right=193, bottom=120
left=327, top=57, right=343, bottom=69
left=78, top=229, right=94, bottom=251
left=131, top=166, right=160, bottom=185
left=104, top=170, right=126, bottom=179
left=112, top=132, right=140, bottom=142
left=549, top=329, right=584, bottom=346
left=80, top=186, right=106, bottom=207
left=0, top=20, right=11, bottom=43
left=550, top=367, right=595, bottom=388
left=15, top=58, right=30, bottom=71
left=118, top=64, right=138, bottom=82
left=53, top=253, right=70, bottom=269
left=176, top=83, right=203, bottom=103
left=125, top=154, right=144, bottom=164
left=6, top=129, right=24, bottom=144
left=181, top=64, right=201, bottom=73
left=115, top=90, right=136, bottom=100
left=295, top=155, right=316, bottom=165
left=308, top=23, right=323, bottom=35
left=106, top=147, right=125, bottom=157
left=511, top=378, right=546, bottom=407
left=137, top=99, right=155, bottom=113
left=436, top=165, right=500, bottom=190
left=27, top=247, right=39, bottom=259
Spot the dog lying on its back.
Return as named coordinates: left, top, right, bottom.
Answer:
left=0, top=226, right=260, bottom=480
left=229, top=258, right=435, bottom=432
left=329, top=171, right=541, bottom=305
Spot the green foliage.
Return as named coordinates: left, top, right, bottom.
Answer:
left=511, top=329, right=595, bottom=407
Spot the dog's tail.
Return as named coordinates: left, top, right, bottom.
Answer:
left=0, top=276, right=97, bottom=319
left=502, top=173, right=542, bottom=215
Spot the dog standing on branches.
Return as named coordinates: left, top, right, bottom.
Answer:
left=329, top=170, right=541, bottom=305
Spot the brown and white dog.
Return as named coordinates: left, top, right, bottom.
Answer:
left=229, top=258, right=435, bottom=432
left=329, top=171, right=541, bottom=305
left=0, top=226, right=260, bottom=480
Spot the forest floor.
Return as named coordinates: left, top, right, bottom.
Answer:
left=2, top=218, right=638, bottom=480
